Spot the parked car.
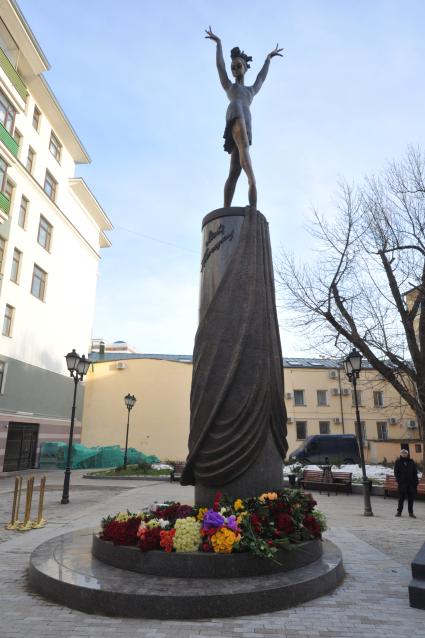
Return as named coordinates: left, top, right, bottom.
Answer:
left=289, top=434, right=360, bottom=466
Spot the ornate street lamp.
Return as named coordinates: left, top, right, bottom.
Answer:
left=61, top=349, right=91, bottom=504
left=344, top=348, right=373, bottom=516
left=123, top=393, right=137, bottom=469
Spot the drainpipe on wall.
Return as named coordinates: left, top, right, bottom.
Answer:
left=337, top=367, right=345, bottom=434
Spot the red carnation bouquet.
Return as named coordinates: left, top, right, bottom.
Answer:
left=101, top=516, right=141, bottom=545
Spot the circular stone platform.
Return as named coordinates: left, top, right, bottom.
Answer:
left=29, top=529, right=344, bottom=619
left=92, top=533, right=322, bottom=578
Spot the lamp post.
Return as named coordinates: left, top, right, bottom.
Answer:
left=123, top=393, right=137, bottom=469
left=61, top=349, right=91, bottom=505
left=344, top=348, right=373, bottom=517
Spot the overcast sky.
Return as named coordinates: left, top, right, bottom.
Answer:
left=18, top=0, right=425, bottom=355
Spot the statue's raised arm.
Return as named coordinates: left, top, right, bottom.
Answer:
left=205, top=27, right=231, bottom=91
left=252, top=44, right=284, bottom=95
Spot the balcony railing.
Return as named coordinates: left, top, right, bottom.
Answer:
left=0, top=122, right=18, bottom=157
left=0, top=47, right=28, bottom=101
left=0, top=191, right=11, bottom=220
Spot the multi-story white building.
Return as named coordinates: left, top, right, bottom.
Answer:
left=0, top=0, right=112, bottom=473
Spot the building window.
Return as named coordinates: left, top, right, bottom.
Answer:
left=0, top=89, right=16, bottom=134
left=373, top=391, right=384, bottom=407
left=43, top=170, right=57, bottom=202
left=0, top=235, right=5, bottom=271
left=2, top=304, right=14, bottom=336
left=18, top=196, right=28, bottom=229
left=415, top=444, right=422, bottom=453
left=49, top=131, right=62, bottom=162
left=10, top=248, right=21, bottom=283
left=0, top=360, right=6, bottom=393
left=319, top=421, right=330, bottom=434
left=377, top=421, right=388, bottom=441
left=296, top=421, right=307, bottom=440
left=26, top=146, right=35, bottom=174
left=32, top=105, right=41, bottom=131
left=31, top=264, right=47, bottom=301
left=294, top=390, right=305, bottom=406
left=13, top=128, right=22, bottom=147
left=4, top=177, right=14, bottom=202
left=0, top=155, right=8, bottom=192
left=37, top=216, right=52, bottom=251
left=317, top=390, right=327, bottom=406
left=352, top=389, right=362, bottom=406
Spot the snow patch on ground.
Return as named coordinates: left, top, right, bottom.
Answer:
left=284, top=463, right=422, bottom=482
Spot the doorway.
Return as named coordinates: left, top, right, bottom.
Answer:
left=3, top=423, right=39, bottom=471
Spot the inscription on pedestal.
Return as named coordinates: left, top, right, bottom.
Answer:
left=201, top=223, right=234, bottom=271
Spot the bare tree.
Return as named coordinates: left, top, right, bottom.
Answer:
left=276, top=147, right=425, bottom=466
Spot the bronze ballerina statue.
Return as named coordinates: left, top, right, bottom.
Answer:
left=205, top=27, right=283, bottom=210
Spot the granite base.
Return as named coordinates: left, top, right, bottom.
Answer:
left=29, top=528, right=344, bottom=619
left=409, top=541, right=425, bottom=609
left=92, top=533, right=322, bottom=578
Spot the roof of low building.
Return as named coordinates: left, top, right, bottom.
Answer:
left=89, top=352, right=193, bottom=364
left=88, top=352, right=373, bottom=369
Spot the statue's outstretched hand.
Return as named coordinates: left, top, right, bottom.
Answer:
left=267, top=44, right=284, bottom=60
left=205, top=26, right=221, bottom=44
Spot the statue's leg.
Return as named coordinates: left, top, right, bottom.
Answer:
left=232, top=118, right=257, bottom=209
left=224, top=148, right=242, bottom=207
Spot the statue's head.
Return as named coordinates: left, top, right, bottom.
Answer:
left=230, top=47, right=252, bottom=78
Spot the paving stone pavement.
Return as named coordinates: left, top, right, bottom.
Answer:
left=0, top=469, right=424, bottom=638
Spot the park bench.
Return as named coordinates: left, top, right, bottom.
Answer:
left=299, top=468, right=353, bottom=496
left=170, top=461, right=186, bottom=483
left=384, top=475, right=425, bottom=498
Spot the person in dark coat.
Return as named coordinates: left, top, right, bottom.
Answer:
left=394, top=449, right=419, bottom=517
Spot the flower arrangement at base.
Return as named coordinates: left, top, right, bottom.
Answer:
left=138, top=525, right=161, bottom=552
left=173, top=517, right=201, bottom=552
left=101, top=513, right=142, bottom=545
left=210, top=527, right=239, bottom=553
left=99, top=489, right=327, bottom=560
left=160, top=529, right=175, bottom=552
